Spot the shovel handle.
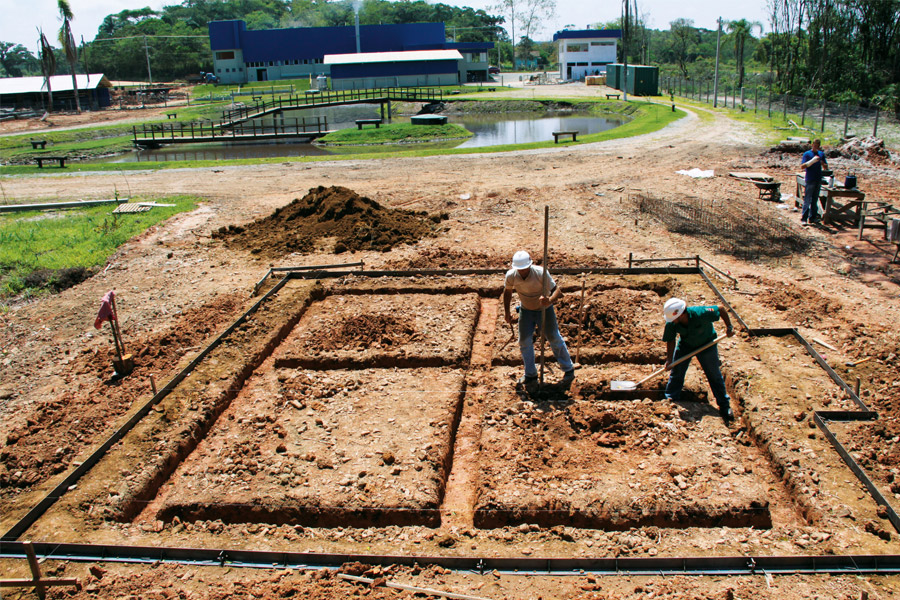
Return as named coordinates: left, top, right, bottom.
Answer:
left=633, top=334, right=728, bottom=388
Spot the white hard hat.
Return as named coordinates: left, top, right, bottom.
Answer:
left=511, top=250, right=532, bottom=270
left=664, top=298, right=686, bottom=323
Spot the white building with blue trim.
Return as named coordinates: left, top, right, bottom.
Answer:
left=553, top=29, right=621, bottom=80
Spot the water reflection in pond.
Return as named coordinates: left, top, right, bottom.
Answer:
left=101, top=111, right=627, bottom=163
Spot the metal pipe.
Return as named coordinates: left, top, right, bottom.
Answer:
left=815, top=412, right=900, bottom=533
left=697, top=268, right=749, bottom=331
left=3, top=542, right=900, bottom=576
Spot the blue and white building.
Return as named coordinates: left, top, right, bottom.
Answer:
left=208, top=20, right=492, bottom=86
left=553, top=29, right=621, bottom=80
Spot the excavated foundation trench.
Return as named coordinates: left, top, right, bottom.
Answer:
left=17, top=272, right=832, bottom=544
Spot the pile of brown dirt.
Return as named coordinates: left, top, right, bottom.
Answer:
left=213, top=186, right=439, bottom=256
left=304, top=313, right=417, bottom=352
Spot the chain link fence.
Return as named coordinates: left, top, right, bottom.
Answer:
left=662, top=76, right=900, bottom=150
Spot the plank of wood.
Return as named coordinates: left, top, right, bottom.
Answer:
left=729, top=172, right=774, bottom=182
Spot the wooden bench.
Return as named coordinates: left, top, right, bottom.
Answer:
left=166, top=112, right=177, bottom=119
left=30, top=139, right=47, bottom=149
left=552, top=130, right=578, bottom=143
left=355, top=119, right=382, bottom=130
left=606, top=93, right=621, bottom=100
left=35, top=156, right=67, bottom=168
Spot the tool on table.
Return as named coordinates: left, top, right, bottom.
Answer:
left=610, top=335, right=727, bottom=391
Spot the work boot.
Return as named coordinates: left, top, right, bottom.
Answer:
left=517, top=375, right=538, bottom=386
left=561, top=369, right=575, bottom=387
left=719, top=404, right=734, bottom=423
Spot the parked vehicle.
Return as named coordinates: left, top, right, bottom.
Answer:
left=488, top=65, right=500, bottom=75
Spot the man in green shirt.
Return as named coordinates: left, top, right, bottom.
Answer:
left=662, top=298, right=735, bottom=422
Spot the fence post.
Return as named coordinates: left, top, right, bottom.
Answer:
left=873, top=108, right=880, bottom=137
left=843, top=102, right=850, bottom=138
left=740, top=86, right=744, bottom=110
left=801, top=95, right=807, bottom=126
left=732, top=85, right=736, bottom=109
left=821, top=99, right=826, bottom=133
left=767, top=88, right=772, bottom=117
left=754, top=86, right=758, bottom=113
left=783, top=94, right=787, bottom=121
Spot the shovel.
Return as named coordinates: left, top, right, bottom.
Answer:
left=611, top=334, right=727, bottom=391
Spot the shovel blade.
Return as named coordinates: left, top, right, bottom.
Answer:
left=610, top=380, right=637, bottom=391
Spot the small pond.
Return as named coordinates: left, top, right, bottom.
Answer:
left=98, top=108, right=628, bottom=163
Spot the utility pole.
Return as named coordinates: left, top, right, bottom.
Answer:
left=712, top=17, right=722, bottom=108
left=623, top=0, right=629, bottom=101
left=143, top=36, right=153, bottom=85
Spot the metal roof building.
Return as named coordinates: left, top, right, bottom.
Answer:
left=208, top=20, right=492, bottom=86
left=0, top=74, right=112, bottom=112
left=325, top=50, right=463, bottom=90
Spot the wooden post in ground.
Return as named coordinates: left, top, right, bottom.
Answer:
left=0, top=542, right=80, bottom=599
left=575, top=276, right=585, bottom=366
left=539, top=205, right=549, bottom=388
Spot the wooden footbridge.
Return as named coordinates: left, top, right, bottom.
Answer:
left=132, top=87, right=444, bottom=148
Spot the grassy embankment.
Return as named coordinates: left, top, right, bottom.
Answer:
left=670, top=95, right=841, bottom=146
left=0, top=102, right=231, bottom=166
left=0, top=196, right=197, bottom=305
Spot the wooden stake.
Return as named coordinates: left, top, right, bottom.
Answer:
left=0, top=541, right=80, bottom=597
left=576, top=276, right=585, bottom=365
left=539, top=205, right=549, bottom=387
left=150, top=375, right=157, bottom=395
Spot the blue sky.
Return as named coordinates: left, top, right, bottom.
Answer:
left=3, top=0, right=770, bottom=54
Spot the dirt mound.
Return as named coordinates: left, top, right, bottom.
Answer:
left=213, top=186, right=439, bottom=256
left=304, top=313, right=417, bottom=352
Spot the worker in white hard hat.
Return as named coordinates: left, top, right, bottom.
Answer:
left=503, top=250, right=575, bottom=387
left=662, top=298, right=735, bottom=422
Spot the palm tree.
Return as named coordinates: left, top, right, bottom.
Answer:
left=38, top=29, right=56, bottom=113
left=727, top=19, right=763, bottom=90
left=57, top=0, right=81, bottom=112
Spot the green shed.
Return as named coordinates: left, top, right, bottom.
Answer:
left=606, top=64, right=659, bottom=96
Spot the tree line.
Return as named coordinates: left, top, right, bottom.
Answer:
left=1, top=0, right=898, bottom=112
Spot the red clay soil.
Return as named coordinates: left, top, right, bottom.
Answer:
left=274, top=293, right=479, bottom=369
left=152, top=366, right=467, bottom=528
left=212, top=185, right=440, bottom=256
left=0, top=292, right=247, bottom=495
left=473, top=367, right=770, bottom=530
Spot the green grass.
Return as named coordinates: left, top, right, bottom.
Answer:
left=670, top=95, right=839, bottom=146
left=0, top=196, right=198, bottom=301
left=318, top=122, right=472, bottom=145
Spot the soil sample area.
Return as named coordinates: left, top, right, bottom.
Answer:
left=155, top=367, right=467, bottom=528
left=474, top=367, right=770, bottom=530
left=274, top=293, right=480, bottom=369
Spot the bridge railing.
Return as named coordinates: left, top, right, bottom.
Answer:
left=220, top=87, right=444, bottom=122
left=133, top=116, right=329, bottom=142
